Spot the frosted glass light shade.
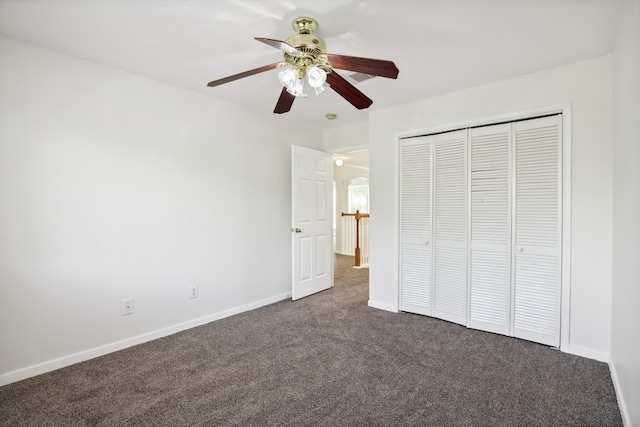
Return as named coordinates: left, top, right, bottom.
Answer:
left=307, top=65, right=327, bottom=88
left=313, top=83, right=328, bottom=95
left=278, top=65, right=298, bottom=90
left=278, top=65, right=306, bottom=97
left=287, top=78, right=306, bottom=97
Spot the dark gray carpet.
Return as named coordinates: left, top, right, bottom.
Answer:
left=0, top=255, right=622, bottom=426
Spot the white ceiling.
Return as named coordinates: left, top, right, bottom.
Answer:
left=0, top=0, right=624, bottom=130
left=335, top=149, right=370, bottom=170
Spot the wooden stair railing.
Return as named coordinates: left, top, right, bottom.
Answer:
left=341, top=210, right=370, bottom=267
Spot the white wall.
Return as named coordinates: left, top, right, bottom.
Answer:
left=367, top=55, right=613, bottom=356
left=323, top=121, right=368, bottom=153
left=0, top=36, right=322, bottom=384
left=611, top=1, right=640, bottom=425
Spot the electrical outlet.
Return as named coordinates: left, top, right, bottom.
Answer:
left=189, top=286, right=198, bottom=299
left=121, top=298, right=134, bottom=315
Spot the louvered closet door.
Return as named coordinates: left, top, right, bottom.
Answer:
left=433, top=130, right=467, bottom=325
left=468, top=124, right=511, bottom=335
left=399, top=137, right=432, bottom=316
left=512, top=115, right=562, bottom=347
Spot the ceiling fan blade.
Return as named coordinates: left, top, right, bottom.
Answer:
left=327, top=54, right=399, bottom=79
left=274, top=87, right=295, bottom=114
left=207, top=62, right=280, bottom=87
left=255, top=37, right=303, bottom=55
left=326, top=72, right=373, bottom=110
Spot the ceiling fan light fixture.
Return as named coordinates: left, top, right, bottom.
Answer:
left=286, top=78, right=307, bottom=97
left=313, top=83, right=328, bottom=96
left=307, top=65, right=327, bottom=88
left=277, top=64, right=298, bottom=90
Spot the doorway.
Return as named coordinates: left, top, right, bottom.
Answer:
left=332, top=149, right=370, bottom=271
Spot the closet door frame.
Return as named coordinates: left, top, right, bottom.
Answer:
left=395, top=103, right=572, bottom=351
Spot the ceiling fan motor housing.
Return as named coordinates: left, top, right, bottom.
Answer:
left=283, top=17, right=329, bottom=74
left=284, top=33, right=326, bottom=56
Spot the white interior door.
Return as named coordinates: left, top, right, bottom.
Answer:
left=433, top=129, right=467, bottom=325
left=399, top=137, right=433, bottom=316
left=291, top=145, right=333, bottom=300
left=512, top=115, right=562, bottom=347
left=468, top=123, right=512, bottom=335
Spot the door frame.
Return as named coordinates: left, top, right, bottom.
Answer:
left=394, top=103, right=572, bottom=352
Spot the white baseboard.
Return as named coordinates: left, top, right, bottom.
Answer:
left=609, top=359, right=631, bottom=427
left=562, top=343, right=609, bottom=363
left=0, top=293, right=290, bottom=387
left=368, top=299, right=398, bottom=313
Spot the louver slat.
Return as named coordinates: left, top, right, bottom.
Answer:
left=400, top=138, right=432, bottom=315
left=468, top=124, right=511, bottom=335
left=513, top=115, right=562, bottom=347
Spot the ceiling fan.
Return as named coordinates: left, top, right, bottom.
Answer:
left=206, top=17, right=399, bottom=114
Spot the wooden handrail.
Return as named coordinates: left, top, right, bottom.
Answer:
left=341, top=210, right=370, bottom=267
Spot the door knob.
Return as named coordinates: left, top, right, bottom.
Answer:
left=294, top=228, right=302, bottom=233
left=518, top=247, right=524, bottom=252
